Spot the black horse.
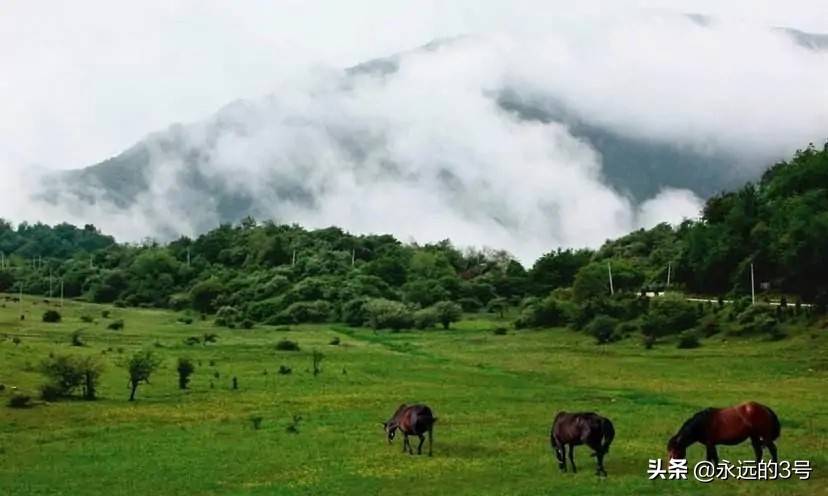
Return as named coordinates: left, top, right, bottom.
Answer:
left=383, top=404, right=437, bottom=456
left=550, top=411, right=615, bottom=476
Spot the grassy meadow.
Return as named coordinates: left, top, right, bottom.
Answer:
left=0, top=294, right=826, bottom=495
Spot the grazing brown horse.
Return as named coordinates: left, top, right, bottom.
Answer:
left=667, top=401, right=780, bottom=464
left=383, top=404, right=437, bottom=456
left=550, top=411, right=615, bottom=476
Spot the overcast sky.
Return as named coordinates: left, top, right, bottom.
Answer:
left=2, top=0, right=827, bottom=172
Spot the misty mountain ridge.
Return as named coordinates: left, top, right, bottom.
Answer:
left=34, top=17, right=828, bottom=259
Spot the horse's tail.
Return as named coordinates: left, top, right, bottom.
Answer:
left=766, top=406, right=781, bottom=441
left=600, top=418, right=615, bottom=455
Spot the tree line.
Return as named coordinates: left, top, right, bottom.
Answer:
left=1, top=141, right=826, bottom=328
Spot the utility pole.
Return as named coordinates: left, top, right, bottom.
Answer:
left=49, top=268, right=53, bottom=297
left=186, top=248, right=191, bottom=268
left=351, top=249, right=355, bottom=267
left=750, top=263, right=755, bottom=305
left=292, top=250, right=296, bottom=267
left=60, top=279, right=64, bottom=308
left=607, top=261, right=614, bottom=296
left=18, top=284, right=23, bottom=319
left=666, top=262, right=671, bottom=289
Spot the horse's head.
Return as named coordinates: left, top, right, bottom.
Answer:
left=667, top=435, right=686, bottom=460
left=382, top=421, right=398, bottom=443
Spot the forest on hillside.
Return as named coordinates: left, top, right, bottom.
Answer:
left=1, top=142, right=827, bottom=335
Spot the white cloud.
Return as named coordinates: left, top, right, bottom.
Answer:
left=1, top=4, right=827, bottom=262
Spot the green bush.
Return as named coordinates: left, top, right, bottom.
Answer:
left=107, top=319, right=124, bottom=331
left=247, top=297, right=287, bottom=322
left=275, top=339, right=300, bottom=351
left=177, top=358, right=195, bottom=389
left=677, top=331, right=701, bottom=349
left=432, top=301, right=463, bottom=329
left=586, top=315, right=619, bottom=344
left=641, top=294, right=698, bottom=339
left=413, top=307, right=439, bottom=329
left=515, top=295, right=572, bottom=329
left=8, top=394, right=32, bottom=408
left=492, top=327, right=508, bottom=335
left=42, top=310, right=62, bottom=323
left=341, top=298, right=369, bottom=326
left=363, top=298, right=414, bottom=331
left=215, top=306, right=241, bottom=328
left=278, top=300, right=331, bottom=324
left=457, top=297, right=483, bottom=312
left=39, top=354, right=103, bottom=400
left=329, top=336, right=341, bottom=346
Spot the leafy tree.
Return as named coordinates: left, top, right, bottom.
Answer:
left=190, top=278, right=225, bottom=314
left=432, top=301, right=462, bottom=329
left=125, top=350, right=162, bottom=401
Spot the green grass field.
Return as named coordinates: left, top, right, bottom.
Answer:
left=0, top=295, right=826, bottom=495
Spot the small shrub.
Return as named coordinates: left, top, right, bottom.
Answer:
left=184, top=336, right=201, bottom=346
left=177, top=358, right=195, bottom=389
left=241, top=319, right=254, bottom=330
left=677, top=331, right=701, bottom=349
left=42, top=310, right=62, bottom=323
left=80, top=314, right=95, bottom=323
left=276, top=339, right=300, bottom=351
left=203, top=333, right=218, bottom=344
left=71, top=330, right=85, bottom=347
left=286, top=415, right=302, bottom=434
left=178, top=316, right=194, bottom=325
left=278, top=365, right=292, bottom=375
left=329, top=336, right=341, bottom=346
left=107, top=319, right=124, bottom=331
left=312, top=350, right=324, bottom=376
left=492, top=327, right=508, bottom=335
left=8, top=395, right=32, bottom=408
left=40, top=384, right=62, bottom=401
left=643, top=334, right=656, bottom=349
left=250, top=416, right=263, bottom=430
left=12, top=336, right=21, bottom=346
left=101, top=310, right=111, bottom=319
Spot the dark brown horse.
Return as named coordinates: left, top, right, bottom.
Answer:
left=667, top=401, right=780, bottom=464
left=550, top=411, right=615, bottom=476
left=383, top=404, right=437, bottom=456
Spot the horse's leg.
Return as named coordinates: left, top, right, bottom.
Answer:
left=428, top=427, right=433, bottom=457
left=595, top=450, right=607, bottom=476
left=705, top=444, right=719, bottom=465
left=750, top=436, right=763, bottom=463
left=402, top=434, right=409, bottom=454
left=569, top=445, right=577, bottom=473
left=417, top=434, right=425, bottom=455
left=766, top=441, right=778, bottom=463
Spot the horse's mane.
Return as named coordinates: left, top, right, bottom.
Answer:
left=675, top=408, right=716, bottom=443
left=387, top=403, right=408, bottom=424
